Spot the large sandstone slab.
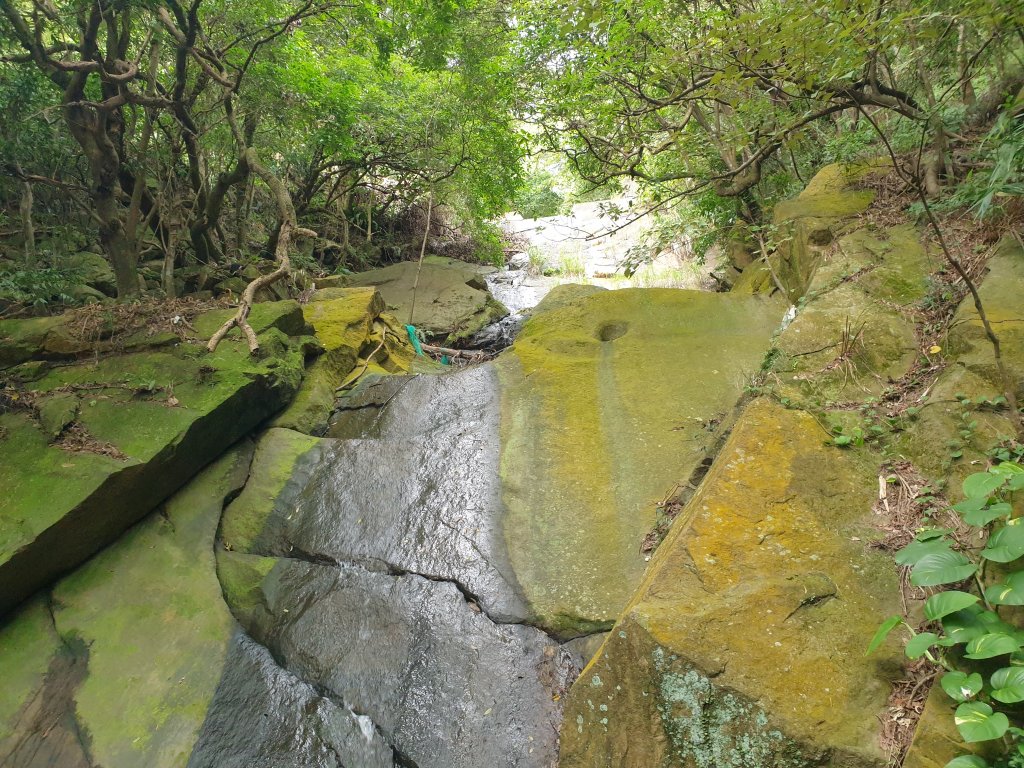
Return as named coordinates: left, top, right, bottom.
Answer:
left=776, top=224, right=932, bottom=405
left=0, top=301, right=310, bottom=616
left=497, top=287, right=784, bottom=636
left=346, top=255, right=507, bottom=343
left=949, top=234, right=1024, bottom=391
left=560, top=398, right=904, bottom=767
left=0, top=445, right=250, bottom=767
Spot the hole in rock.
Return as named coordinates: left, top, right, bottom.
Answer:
left=597, top=322, right=629, bottom=342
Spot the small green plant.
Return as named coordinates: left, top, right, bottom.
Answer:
left=870, top=460, right=1024, bottom=767
left=526, top=246, right=547, bottom=276
left=831, top=425, right=864, bottom=447
left=558, top=253, right=586, bottom=280
left=0, top=264, right=84, bottom=309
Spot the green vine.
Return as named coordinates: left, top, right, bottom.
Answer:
left=870, top=461, right=1024, bottom=767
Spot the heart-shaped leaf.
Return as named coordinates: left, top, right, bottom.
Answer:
left=866, top=615, right=902, bottom=656
left=942, top=606, right=988, bottom=645
left=1009, top=474, right=1024, bottom=491
left=981, top=520, right=1024, bottom=563
left=906, top=632, right=939, bottom=659
left=992, top=462, right=1024, bottom=476
left=911, top=549, right=978, bottom=587
left=955, top=702, right=1009, bottom=743
left=944, top=755, right=989, bottom=768
left=916, top=528, right=954, bottom=541
left=990, top=667, right=1024, bottom=703
left=940, top=671, right=983, bottom=702
left=960, top=502, right=1013, bottom=527
left=925, top=591, right=980, bottom=621
left=963, top=472, right=1006, bottom=500
left=896, top=538, right=952, bottom=566
left=943, top=756, right=988, bottom=768
left=954, top=496, right=987, bottom=514
left=985, top=571, right=1024, bottom=606
left=965, top=633, right=1022, bottom=659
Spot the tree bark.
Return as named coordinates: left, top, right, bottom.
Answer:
left=19, top=180, right=35, bottom=270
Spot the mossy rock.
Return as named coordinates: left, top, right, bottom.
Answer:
left=903, top=684, right=1000, bottom=768
left=0, top=444, right=252, bottom=767
left=559, top=398, right=903, bottom=767
left=771, top=224, right=936, bottom=405
left=756, top=161, right=890, bottom=300
left=776, top=282, right=918, bottom=404
left=894, top=364, right=1016, bottom=485
left=346, top=257, right=508, bottom=344
left=948, top=234, right=1024, bottom=395
left=773, top=161, right=882, bottom=225
left=0, top=315, right=69, bottom=369
left=272, top=288, right=401, bottom=434
left=497, top=288, right=784, bottom=636
left=0, top=303, right=309, bottom=616
left=190, top=299, right=308, bottom=340
left=219, top=427, right=325, bottom=554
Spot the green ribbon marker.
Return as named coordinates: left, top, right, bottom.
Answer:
left=405, top=324, right=424, bottom=356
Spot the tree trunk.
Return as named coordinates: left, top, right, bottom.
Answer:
left=234, top=184, right=248, bottom=257
left=19, top=180, right=35, bottom=269
left=958, top=24, right=977, bottom=106
left=162, top=242, right=177, bottom=299
left=366, top=195, right=373, bottom=244
left=340, top=189, right=350, bottom=254
left=916, top=55, right=948, bottom=195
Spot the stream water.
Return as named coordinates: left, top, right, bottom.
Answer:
left=190, top=366, right=581, bottom=768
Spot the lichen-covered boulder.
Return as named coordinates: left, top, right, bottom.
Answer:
left=774, top=223, right=934, bottom=405
left=0, top=301, right=310, bottom=616
left=949, top=234, right=1024, bottom=391
left=497, top=287, right=784, bottom=637
left=269, top=286, right=419, bottom=434
left=346, top=255, right=507, bottom=343
left=733, top=161, right=885, bottom=299
left=559, top=398, right=904, bottom=767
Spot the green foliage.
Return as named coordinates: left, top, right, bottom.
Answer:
left=953, top=109, right=1024, bottom=220
left=0, top=264, right=83, bottom=308
left=512, top=168, right=564, bottom=218
left=872, top=458, right=1024, bottom=767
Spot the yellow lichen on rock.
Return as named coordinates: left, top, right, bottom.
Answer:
left=560, top=398, right=903, bottom=767
left=498, top=287, right=784, bottom=636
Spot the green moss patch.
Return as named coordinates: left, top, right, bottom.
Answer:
left=0, top=301, right=309, bottom=616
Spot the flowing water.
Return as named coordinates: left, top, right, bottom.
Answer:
left=190, top=367, right=582, bottom=768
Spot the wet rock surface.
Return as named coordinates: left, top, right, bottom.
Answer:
left=231, top=559, right=574, bottom=768
left=212, top=364, right=578, bottom=765
left=188, top=631, right=397, bottom=768
left=235, top=366, right=532, bottom=623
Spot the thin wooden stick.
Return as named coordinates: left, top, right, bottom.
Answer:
left=408, top=191, right=434, bottom=327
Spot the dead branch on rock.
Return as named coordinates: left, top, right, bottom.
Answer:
left=206, top=93, right=316, bottom=353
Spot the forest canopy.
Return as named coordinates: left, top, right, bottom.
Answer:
left=0, top=0, right=1021, bottom=308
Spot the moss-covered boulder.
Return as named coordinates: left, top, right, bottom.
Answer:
left=773, top=224, right=934, bottom=405
left=497, top=287, right=784, bottom=637
left=733, top=162, right=884, bottom=300
left=0, top=444, right=251, bottom=767
left=0, top=301, right=310, bottom=616
left=559, top=398, right=904, bottom=767
left=948, top=234, right=1024, bottom=393
left=346, top=255, right=507, bottom=344
left=270, top=286, right=419, bottom=434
